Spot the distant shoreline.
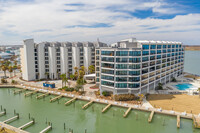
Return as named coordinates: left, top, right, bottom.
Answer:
left=184, top=46, right=200, bottom=51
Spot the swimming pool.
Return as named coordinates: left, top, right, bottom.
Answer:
left=174, top=83, right=197, bottom=90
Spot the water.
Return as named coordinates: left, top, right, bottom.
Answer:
left=184, top=51, right=200, bottom=76
left=173, top=83, right=196, bottom=90
left=0, top=88, right=199, bottom=133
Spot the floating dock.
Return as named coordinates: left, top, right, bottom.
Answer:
left=24, top=90, right=38, bottom=97
left=65, top=97, right=77, bottom=105
left=123, top=107, right=132, bottom=118
left=102, top=104, right=112, bottom=113
left=82, top=101, right=93, bottom=109
left=148, top=111, right=155, bottom=123
left=0, top=109, right=6, bottom=117
left=50, top=95, right=63, bottom=102
left=39, top=123, right=52, bottom=133
left=3, top=114, right=19, bottom=124
left=193, top=115, right=200, bottom=128
left=18, top=119, right=35, bottom=130
left=36, top=93, right=50, bottom=99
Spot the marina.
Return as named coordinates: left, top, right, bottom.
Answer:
left=0, top=87, right=200, bottom=132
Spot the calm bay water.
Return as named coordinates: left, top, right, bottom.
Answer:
left=0, top=88, right=199, bottom=133
left=184, top=51, right=200, bottom=76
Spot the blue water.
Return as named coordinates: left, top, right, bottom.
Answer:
left=184, top=51, right=200, bottom=76
left=174, top=83, right=194, bottom=90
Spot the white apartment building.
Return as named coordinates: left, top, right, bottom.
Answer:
left=95, top=38, right=184, bottom=95
left=20, top=39, right=107, bottom=81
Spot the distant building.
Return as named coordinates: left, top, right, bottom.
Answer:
left=20, top=39, right=107, bottom=81
left=95, top=38, right=184, bottom=95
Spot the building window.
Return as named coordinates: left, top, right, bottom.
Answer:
left=116, top=58, right=128, bottom=63
left=101, top=81, right=114, bottom=87
left=157, top=45, right=162, bottom=49
left=116, top=71, right=127, bottom=75
left=116, top=64, right=127, bottom=69
left=150, top=45, right=156, bottom=49
left=116, top=83, right=127, bottom=88
left=101, top=75, right=114, bottom=81
left=116, top=77, right=127, bottom=82
left=129, top=51, right=141, bottom=56
left=142, top=45, right=149, bottom=50
left=101, top=51, right=114, bottom=56
left=116, top=51, right=128, bottom=56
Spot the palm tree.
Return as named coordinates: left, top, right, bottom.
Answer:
left=80, top=66, right=86, bottom=75
left=88, top=65, right=95, bottom=74
left=1, top=65, right=7, bottom=77
left=60, top=74, right=66, bottom=88
left=8, top=66, right=13, bottom=77
left=12, top=65, right=17, bottom=76
left=63, top=77, right=68, bottom=87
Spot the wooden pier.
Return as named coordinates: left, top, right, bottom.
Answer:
left=65, top=97, right=77, bottom=105
left=18, top=119, right=35, bottom=130
left=0, top=109, right=6, bottom=117
left=36, top=93, right=50, bottom=99
left=82, top=101, right=94, bottom=109
left=14, top=89, right=26, bottom=94
left=102, top=104, right=112, bottom=113
left=123, top=107, right=132, bottom=118
left=24, top=90, right=38, bottom=97
left=39, top=123, right=52, bottom=133
left=177, top=115, right=180, bottom=128
left=193, top=115, right=200, bottom=128
left=50, top=95, right=63, bottom=102
left=148, top=111, right=155, bottom=123
left=3, top=114, right=19, bottom=124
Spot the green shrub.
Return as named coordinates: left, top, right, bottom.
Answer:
left=171, top=77, right=177, bottom=82
left=102, top=91, right=110, bottom=96
left=11, top=80, right=17, bottom=84
left=1, top=78, right=7, bottom=84
left=114, top=94, right=137, bottom=101
left=76, top=78, right=86, bottom=85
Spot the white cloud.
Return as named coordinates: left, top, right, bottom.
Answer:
left=0, top=0, right=200, bottom=45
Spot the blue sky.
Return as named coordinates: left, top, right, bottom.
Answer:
left=0, top=0, right=200, bottom=45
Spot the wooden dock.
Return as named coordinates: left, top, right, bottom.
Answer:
left=193, top=115, right=200, bottom=128
left=65, top=97, right=77, bottom=105
left=18, top=119, right=35, bottom=130
left=148, top=111, right=155, bottom=123
left=24, top=90, right=38, bottom=97
left=123, top=107, right=132, bottom=118
left=102, top=104, right=112, bottom=113
left=50, top=95, right=63, bottom=102
left=36, top=93, right=50, bottom=99
left=177, top=115, right=180, bottom=128
left=3, top=114, right=19, bottom=124
left=39, top=123, right=52, bottom=133
left=0, top=109, right=6, bottom=117
left=82, top=101, right=94, bottom=109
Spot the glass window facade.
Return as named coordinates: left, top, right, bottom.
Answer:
left=129, top=71, right=140, bottom=75
left=116, top=64, right=128, bottom=69
left=116, top=51, right=128, bottom=56
left=116, top=83, right=127, bottom=88
left=129, top=51, right=141, bottom=56
left=116, top=77, right=127, bottom=82
left=129, top=58, right=140, bottom=63
left=129, top=83, right=140, bottom=88
left=101, top=81, right=114, bottom=87
left=116, top=71, right=127, bottom=75
left=142, top=45, right=149, bottom=50
left=102, top=57, right=114, bottom=62
left=101, top=51, right=114, bottom=56
left=101, top=75, right=114, bottom=81
left=116, top=58, right=128, bottom=63
left=150, top=45, right=156, bottom=49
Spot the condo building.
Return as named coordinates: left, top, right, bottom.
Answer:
left=20, top=39, right=107, bottom=81
left=95, top=38, right=184, bottom=95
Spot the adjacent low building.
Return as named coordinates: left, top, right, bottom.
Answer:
left=20, top=39, right=107, bottom=81
left=95, top=38, right=184, bottom=95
